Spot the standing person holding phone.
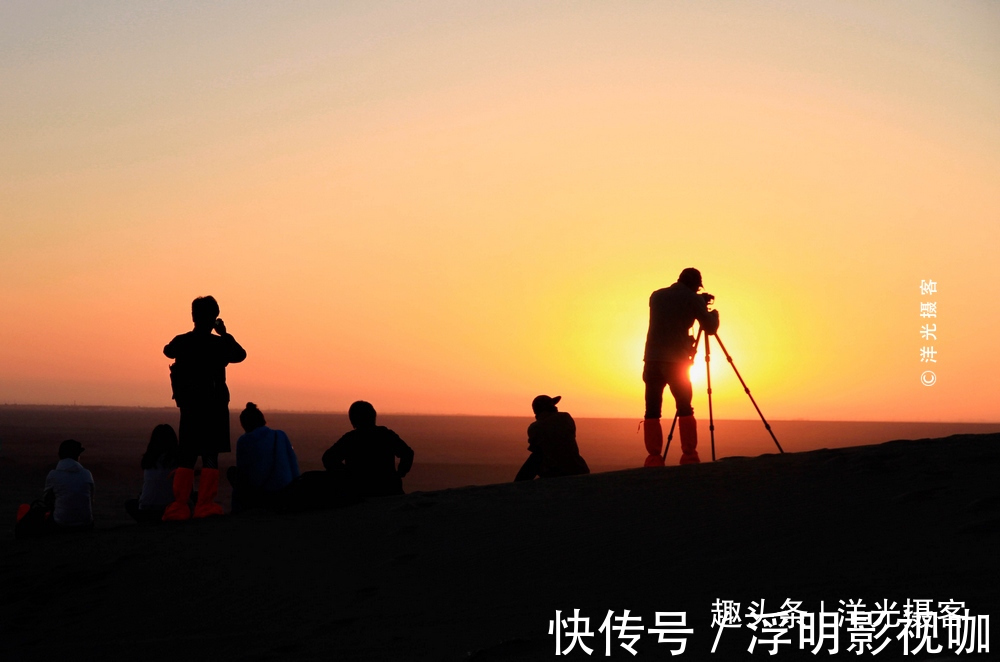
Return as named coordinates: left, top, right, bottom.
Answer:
left=163, top=296, right=247, bottom=520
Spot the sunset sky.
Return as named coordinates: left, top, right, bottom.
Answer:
left=2, top=2, right=998, bottom=421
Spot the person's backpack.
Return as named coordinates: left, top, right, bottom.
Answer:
left=168, top=362, right=188, bottom=405
left=169, top=362, right=217, bottom=407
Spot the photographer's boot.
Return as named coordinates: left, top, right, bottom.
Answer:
left=678, top=415, right=700, bottom=465
left=162, top=468, right=194, bottom=521
left=193, top=468, right=225, bottom=518
left=643, top=419, right=664, bottom=467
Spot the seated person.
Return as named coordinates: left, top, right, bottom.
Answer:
left=227, top=402, right=300, bottom=512
left=322, top=401, right=414, bottom=497
left=125, top=424, right=179, bottom=523
left=514, top=395, right=590, bottom=481
left=44, top=439, right=95, bottom=529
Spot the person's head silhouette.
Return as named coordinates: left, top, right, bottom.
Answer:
left=678, top=268, right=702, bottom=291
left=348, top=401, right=378, bottom=429
left=58, top=439, right=84, bottom=461
left=142, top=424, right=178, bottom=470
left=531, top=394, right=561, bottom=418
left=191, top=296, right=220, bottom=331
left=239, top=402, right=267, bottom=433
left=148, top=424, right=177, bottom=457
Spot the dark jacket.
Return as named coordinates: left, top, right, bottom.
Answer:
left=322, top=426, right=414, bottom=497
left=164, top=330, right=247, bottom=407
left=515, top=411, right=590, bottom=481
left=644, top=281, right=719, bottom=362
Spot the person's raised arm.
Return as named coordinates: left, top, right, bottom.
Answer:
left=226, top=336, right=247, bottom=364
left=214, top=320, right=247, bottom=363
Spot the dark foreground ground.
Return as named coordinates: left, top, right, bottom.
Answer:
left=1, top=434, right=997, bottom=661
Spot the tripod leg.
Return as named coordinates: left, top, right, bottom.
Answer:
left=705, top=333, right=716, bottom=462
left=662, top=412, right=679, bottom=461
left=712, top=333, right=783, bottom=454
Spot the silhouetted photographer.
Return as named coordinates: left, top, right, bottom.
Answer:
left=642, top=268, right=719, bottom=466
left=163, top=296, right=246, bottom=520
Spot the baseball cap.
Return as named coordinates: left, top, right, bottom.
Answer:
left=531, top=395, right=562, bottom=414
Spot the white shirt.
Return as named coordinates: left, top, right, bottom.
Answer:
left=44, top=458, right=94, bottom=527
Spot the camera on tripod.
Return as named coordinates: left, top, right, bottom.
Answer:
left=700, top=292, right=715, bottom=307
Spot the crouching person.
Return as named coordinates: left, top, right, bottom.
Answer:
left=514, top=395, right=590, bottom=481
left=227, top=403, right=300, bottom=513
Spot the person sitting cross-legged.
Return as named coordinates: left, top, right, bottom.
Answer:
left=322, top=401, right=414, bottom=498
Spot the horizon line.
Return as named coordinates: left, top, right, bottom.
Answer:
left=1, top=403, right=998, bottom=426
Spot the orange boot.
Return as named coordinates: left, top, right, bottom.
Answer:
left=643, top=419, right=664, bottom=467
left=162, top=468, right=194, bottom=521
left=193, top=468, right=225, bottom=518
left=678, top=415, right=700, bottom=465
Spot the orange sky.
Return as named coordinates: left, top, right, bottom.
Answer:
left=2, top=2, right=998, bottom=420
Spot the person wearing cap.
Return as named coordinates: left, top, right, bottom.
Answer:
left=514, top=395, right=590, bottom=481
left=162, top=295, right=247, bottom=520
left=322, top=401, right=414, bottom=498
left=642, top=267, right=720, bottom=466
left=43, top=439, right=95, bottom=529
